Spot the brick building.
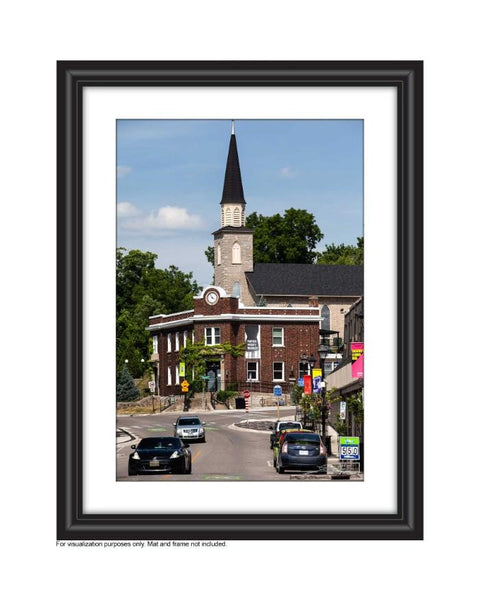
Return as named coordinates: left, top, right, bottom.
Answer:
left=148, top=124, right=363, bottom=397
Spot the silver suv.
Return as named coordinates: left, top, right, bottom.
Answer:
left=173, top=415, right=206, bottom=443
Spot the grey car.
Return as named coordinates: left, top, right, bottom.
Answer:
left=173, top=415, right=206, bottom=442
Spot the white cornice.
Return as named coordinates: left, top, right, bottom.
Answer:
left=147, top=312, right=323, bottom=331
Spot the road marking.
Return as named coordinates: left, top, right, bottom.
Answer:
left=267, top=460, right=273, bottom=468
left=192, top=450, right=202, bottom=463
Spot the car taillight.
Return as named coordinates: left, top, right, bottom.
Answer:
left=282, top=442, right=288, bottom=453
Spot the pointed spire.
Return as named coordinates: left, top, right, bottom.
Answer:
left=221, top=123, right=245, bottom=205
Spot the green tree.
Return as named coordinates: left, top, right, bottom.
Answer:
left=316, top=236, right=364, bottom=265
left=116, top=365, right=140, bottom=402
left=205, top=208, right=324, bottom=265
left=116, top=248, right=202, bottom=377
left=204, top=246, right=215, bottom=268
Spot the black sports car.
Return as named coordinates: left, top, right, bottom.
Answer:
left=128, top=436, right=192, bottom=475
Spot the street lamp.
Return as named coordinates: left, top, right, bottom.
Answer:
left=318, top=343, right=329, bottom=444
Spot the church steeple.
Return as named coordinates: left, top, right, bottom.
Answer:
left=214, top=123, right=254, bottom=304
left=221, top=121, right=246, bottom=207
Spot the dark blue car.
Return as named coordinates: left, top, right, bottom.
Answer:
left=275, top=431, right=327, bottom=474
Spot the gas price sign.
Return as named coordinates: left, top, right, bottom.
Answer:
left=339, top=436, right=360, bottom=460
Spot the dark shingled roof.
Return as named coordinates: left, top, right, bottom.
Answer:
left=221, top=134, right=246, bottom=205
left=212, top=225, right=254, bottom=235
left=246, top=264, right=363, bottom=296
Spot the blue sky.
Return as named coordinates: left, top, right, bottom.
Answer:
left=117, top=119, right=363, bottom=288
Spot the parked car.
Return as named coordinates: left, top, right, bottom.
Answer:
left=173, top=415, right=206, bottom=442
left=274, top=431, right=327, bottom=474
left=128, top=436, right=192, bottom=475
left=269, top=420, right=303, bottom=448
left=273, top=428, right=311, bottom=466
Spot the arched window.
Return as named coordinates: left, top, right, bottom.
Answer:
left=321, top=305, right=330, bottom=330
left=225, top=207, right=232, bottom=225
left=232, top=281, right=240, bottom=298
left=232, top=242, right=241, bottom=264
left=233, top=207, right=241, bottom=226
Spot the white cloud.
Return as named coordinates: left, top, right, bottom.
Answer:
left=279, top=166, right=299, bottom=179
left=120, top=205, right=206, bottom=232
left=117, top=202, right=140, bottom=218
left=117, top=165, right=132, bottom=178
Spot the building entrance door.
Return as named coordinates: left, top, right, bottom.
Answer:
left=206, top=360, right=221, bottom=391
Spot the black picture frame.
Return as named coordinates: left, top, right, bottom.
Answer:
left=57, top=61, right=423, bottom=540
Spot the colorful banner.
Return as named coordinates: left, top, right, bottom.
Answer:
left=303, top=374, right=312, bottom=395
left=351, top=342, right=364, bottom=378
left=352, top=352, right=364, bottom=378
left=312, top=368, right=322, bottom=394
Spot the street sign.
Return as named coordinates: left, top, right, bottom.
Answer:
left=273, top=385, right=282, bottom=397
left=339, top=436, right=360, bottom=460
left=148, top=381, right=155, bottom=392
left=340, top=401, right=346, bottom=419
left=179, top=362, right=185, bottom=377
left=243, top=390, right=250, bottom=399
left=297, top=377, right=304, bottom=387
left=181, top=380, right=189, bottom=392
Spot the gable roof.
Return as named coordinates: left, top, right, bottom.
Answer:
left=246, top=263, right=363, bottom=297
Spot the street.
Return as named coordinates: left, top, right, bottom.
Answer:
left=116, top=407, right=362, bottom=481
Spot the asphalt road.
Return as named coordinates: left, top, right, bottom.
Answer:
left=116, top=407, right=326, bottom=481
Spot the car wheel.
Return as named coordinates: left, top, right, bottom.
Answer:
left=276, top=462, right=284, bottom=474
left=185, top=460, right=192, bottom=474
left=128, top=466, right=136, bottom=476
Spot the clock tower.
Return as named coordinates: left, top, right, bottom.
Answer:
left=213, top=122, right=255, bottom=305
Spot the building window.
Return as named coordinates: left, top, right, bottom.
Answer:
left=324, top=360, right=340, bottom=376
left=183, top=331, right=187, bottom=347
left=175, top=365, right=180, bottom=385
left=299, top=362, right=309, bottom=378
left=225, top=207, right=232, bottom=225
left=167, top=333, right=172, bottom=353
left=175, top=332, right=180, bottom=351
left=152, top=335, right=158, bottom=354
left=232, top=281, right=240, bottom=298
left=321, top=305, right=331, bottom=330
left=245, top=325, right=261, bottom=358
left=233, top=207, right=241, bottom=226
left=273, top=362, right=285, bottom=381
left=232, top=242, right=241, bottom=264
left=272, top=327, right=284, bottom=346
left=247, top=361, right=259, bottom=381
left=167, top=367, right=172, bottom=386
left=205, top=327, right=220, bottom=345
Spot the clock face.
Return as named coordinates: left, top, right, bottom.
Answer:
left=206, top=290, right=219, bottom=305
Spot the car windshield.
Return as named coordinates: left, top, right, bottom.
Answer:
left=286, top=433, right=320, bottom=445
left=138, top=437, right=181, bottom=449
left=178, top=418, right=201, bottom=426
left=279, top=423, right=300, bottom=431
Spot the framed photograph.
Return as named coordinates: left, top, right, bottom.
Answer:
left=57, top=61, right=423, bottom=540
